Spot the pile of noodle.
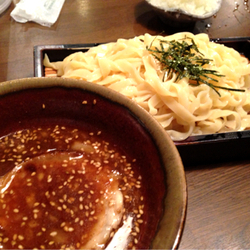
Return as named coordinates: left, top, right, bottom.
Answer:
left=44, top=32, right=250, bottom=141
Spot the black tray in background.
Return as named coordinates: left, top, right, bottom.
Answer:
left=33, top=37, right=250, bottom=165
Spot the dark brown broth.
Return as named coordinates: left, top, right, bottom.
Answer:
left=0, top=125, right=146, bottom=249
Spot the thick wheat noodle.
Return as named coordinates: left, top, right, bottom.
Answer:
left=43, top=32, right=250, bottom=141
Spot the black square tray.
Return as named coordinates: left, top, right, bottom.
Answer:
left=34, top=37, right=250, bottom=165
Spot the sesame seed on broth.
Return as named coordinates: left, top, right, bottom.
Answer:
left=0, top=125, right=145, bottom=249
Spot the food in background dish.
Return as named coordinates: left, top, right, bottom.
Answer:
left=145, top=0, right=222, bottom=18
left=0, top=124, right=147, bottom=249
left=44, top=33, right=250, bottom=141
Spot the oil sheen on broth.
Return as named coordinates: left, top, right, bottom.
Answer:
left=0, top=124, right=146, bottom=249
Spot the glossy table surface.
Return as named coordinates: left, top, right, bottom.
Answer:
left=1, top=0, right=250, bottom=249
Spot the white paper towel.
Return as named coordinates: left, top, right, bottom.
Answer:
left=10, top=0, right=65, bottom=27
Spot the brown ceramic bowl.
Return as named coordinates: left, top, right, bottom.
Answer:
left=0, top=77, right=187, bottom=249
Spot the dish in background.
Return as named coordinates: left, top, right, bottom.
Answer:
left=145, top=0, right=222, bottom=27
left=0, top=0, right=12, bottom=15
left=0, top=77, right=187, bottom=249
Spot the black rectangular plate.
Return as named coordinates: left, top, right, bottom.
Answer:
left=34, top=37, right=250, bottom=165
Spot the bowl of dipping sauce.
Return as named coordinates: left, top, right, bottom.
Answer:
left=146, top=0, right=222, bottom=27
left=0, top=77, right=186, bottom=249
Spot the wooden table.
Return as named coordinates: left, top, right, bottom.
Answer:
left=1, top=0, right=250, bottom=249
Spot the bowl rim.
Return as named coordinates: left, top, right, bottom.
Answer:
left=0, top=77, right=187, bottom=249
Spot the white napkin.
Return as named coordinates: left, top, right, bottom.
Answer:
left=10, top=0, right=65, bottom=27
